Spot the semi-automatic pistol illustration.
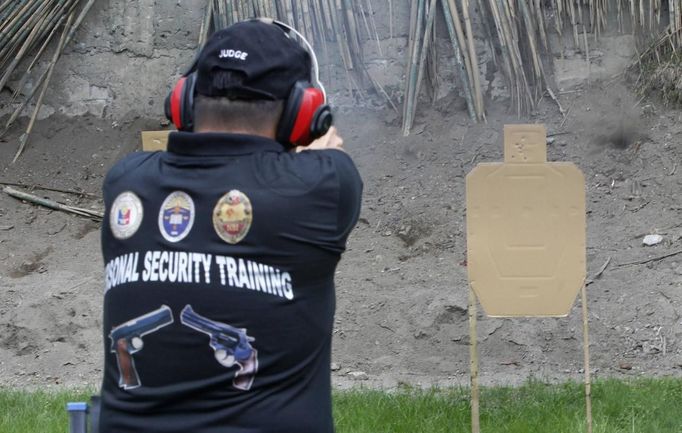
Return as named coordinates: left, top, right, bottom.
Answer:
left=109, top=305, right=174, bottom=390
left=180, top=305, right=258, bottom=391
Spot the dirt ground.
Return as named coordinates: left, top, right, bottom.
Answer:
left=0, top=79, right=681, bottom=391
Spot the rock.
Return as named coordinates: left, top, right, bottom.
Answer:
left=330, top=363, right=341, bottom=371
left=383, top=110, right=399, bottom=126
left=347, top=371, right=369, bottom=380
left=642, top=234, right=663, bottom=246
left=641, top=104, right=656, bottom=116
left=0, top=225, right=13, bottom=231
left=413, top=330, right=429, bottom=339
left=618, top=362, right=633, bottom=370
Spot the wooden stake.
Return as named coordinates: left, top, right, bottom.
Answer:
left=365, top=0, right=383, bottom=57
left=409, top=0, right=438, bottom=131
left=388, top=0, right=393, bottom=39
left=0, top=181, right=98, bottom=198
left=440, top=0, right=476, bottom=120
left=469, top=286, right=481, bottom=433
left=581, top=284, right=594, bottom=433
left=402, top=0, right=424, bottom=136
left=639, top=0, right=645, bottom=30
left=675, top=0, right=681, bottom=46
left=3, top=186, right=103, bottom=220
left=583, top=25, right=590, bottom=88
left=533, top=0, right=549, bottom=50
left=517, top=0, right=542, bottom=84
left=461, top=0, right=485, bottom=120
left=568, top=0, right=580, bottom=48
left=300, top=0, right=314, bottom=41
left=553, top=0, right=563, bottom=44
left=446, top=0, right=476, bottom=107
left=198, top=0, right=213, bottom=45
left=342, top=0, right=363, bottom=67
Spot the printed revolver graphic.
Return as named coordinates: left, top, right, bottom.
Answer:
left=180, top=305, right=258, bottom=391
left=109, top=305, right=174, bottom=390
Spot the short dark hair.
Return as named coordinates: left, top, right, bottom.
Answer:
left=193, top=94, right=284, bottom=134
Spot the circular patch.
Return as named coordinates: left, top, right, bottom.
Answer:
left=110, top=191, right=143, bottom=240
left=213, top=190, right=253, bottom=244
left=158, top=191, right=195, bottom=243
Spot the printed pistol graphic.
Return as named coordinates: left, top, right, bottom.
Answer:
left=109, top=305, right=174, bottom=390
left=180, top=305, right=258, bottom=391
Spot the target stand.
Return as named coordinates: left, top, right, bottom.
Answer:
left=465, top=124, right=591, bottom=433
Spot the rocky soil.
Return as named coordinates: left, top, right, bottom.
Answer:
left=0, top=79, right=681, bottom=390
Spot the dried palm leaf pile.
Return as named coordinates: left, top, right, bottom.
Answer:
left=626, top=3, right=682, bottom=106
left=202, top=0, right=681, bottom=135
left=403, top=0, right=682, bottom=132
left=0, top=0, right=96, bottom=162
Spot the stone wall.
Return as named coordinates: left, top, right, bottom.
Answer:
left=2, top=0, right=205, bottom=121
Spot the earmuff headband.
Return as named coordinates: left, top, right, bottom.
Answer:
left=256, top=17, right=326, bottom=102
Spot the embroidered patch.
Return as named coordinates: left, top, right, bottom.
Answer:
left=158, top=191, right=195, bottom=243
left=110, top=191, right=143, bottom=240
left=213, top=190, right=253, bottom=244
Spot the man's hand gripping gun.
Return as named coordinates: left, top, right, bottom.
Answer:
left=109, top=305, right=174, bottom=390
left=180, top=305, right=258, bottom=391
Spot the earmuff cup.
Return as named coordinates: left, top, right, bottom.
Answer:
left=164, top=73, right=197, bottom=132
left=276, top=81, right=330, bottom=147
left=312, top=105, right=333, bottom=138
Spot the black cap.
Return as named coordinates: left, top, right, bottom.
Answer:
left=195, top=20, right=311, bottom=100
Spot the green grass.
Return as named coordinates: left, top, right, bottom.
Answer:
left=334, top=378, right=682, bottom=433
left=2, top=379, right=682, bottom=432
left=0, top=388, right=94, bottom=433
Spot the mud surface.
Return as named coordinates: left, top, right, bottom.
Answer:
left=1, top=80, right=681, bottom=390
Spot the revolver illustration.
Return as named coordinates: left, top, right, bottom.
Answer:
left=109, top=305, right=174, bottom=390
left=180, top=305, right=258, bottom=391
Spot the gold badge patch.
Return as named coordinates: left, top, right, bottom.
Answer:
left=213, top=190, right=253, bottom=244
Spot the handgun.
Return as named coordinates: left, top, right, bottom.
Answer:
left=180, top=305, right=258, bottom=391
left=109, top=305, right=174, bottom=390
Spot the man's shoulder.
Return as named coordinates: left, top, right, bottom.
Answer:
left=256, top=149, right=361, bottom=195
left=104, top=151, right=161, bottom=187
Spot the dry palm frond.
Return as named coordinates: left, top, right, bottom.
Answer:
left=0, top=0, right=96, bottom=161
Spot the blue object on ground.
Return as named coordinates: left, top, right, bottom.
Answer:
left=67, top=402, right=89, bottom=433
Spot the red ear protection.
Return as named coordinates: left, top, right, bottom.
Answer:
left=164, top=19, right=332, bottom=145
left=276, top=81, right=332, bottom=147
left=164, top=72, right=196, bottom=132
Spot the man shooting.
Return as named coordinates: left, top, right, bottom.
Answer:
left=99, top=19, right=362, bottom=433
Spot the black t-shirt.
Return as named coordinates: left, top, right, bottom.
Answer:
left=99, top=132, right=362, bottom=433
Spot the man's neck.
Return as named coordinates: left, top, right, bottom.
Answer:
left=194, top=126, right=276, bottom=140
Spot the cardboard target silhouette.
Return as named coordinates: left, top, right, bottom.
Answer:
left=466, top=124, right=586, bottom=316
left=142, top=131, right=170, bottom=151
